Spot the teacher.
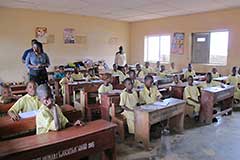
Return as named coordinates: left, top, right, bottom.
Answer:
left=114, top=46, right=126, bottom=72
left=25, top=41, right=50, bottom=85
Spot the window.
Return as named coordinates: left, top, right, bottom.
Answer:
left=192, top=31, right=229, bottom=65
left=144, top=35, right=171, bottom=63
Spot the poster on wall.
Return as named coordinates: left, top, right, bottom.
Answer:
left=35, top=27, right=48, bottom=44
left=64, top=28, right=75, bottom=44
left=171, top=32, right=184, bottom=55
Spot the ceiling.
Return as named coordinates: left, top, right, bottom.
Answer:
left=0, top=0, right=240, bottom=22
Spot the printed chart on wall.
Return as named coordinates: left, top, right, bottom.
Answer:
left=64, top=28, right=76, bottom=44
left=171, top=32, right=184, bottom=55
left=35, top=27, right=48, bottom=44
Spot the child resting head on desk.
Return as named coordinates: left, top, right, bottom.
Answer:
left=36, top=84, right=83, bottom=135
left=98, top=73, right=113, bottom=103
left=0, top=84, right=18, bottom=104
left=128, top=70, right=143, bottom=89
left=120, top=78, right=139, bottom=134
left=183, top=76, right=200, bottom=120
left=139, top=75, right=162, bottom=104
left=8, top=81, right=41, bottom=121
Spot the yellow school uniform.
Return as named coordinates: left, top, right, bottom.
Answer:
left=184, top=85, right=200, bottom=114
left=158, top=71, right=167, bottom=78
left=36, top=104, right=69, bottom=135
left=184, top=70, right=196, bottom=79
left=169, top=68, right=178, bottom=74
left=136, top=70, right=145, bottom=79
left=0, top=96, right=13, bottom=104
left=133, top=79, right=143, bottom=88
left=234, top=87, right=240, bottom=100
left=120, top=89, right=138, bottom=134
left=72, top=73, right=84, bottom=81
left=155, top=67, right=160, bottom=73
left=8, top=94, right=40, bottom=114
left=112, top=70, right=126, bottom=83
left=59, top=77, right=73, bottom=96
left=139, top=85, right=162, bottom=104
left=142, top=67, right=154, bottom=75
left=226, top=75, right=239, bottom=86
left=199, top=80, right=221, bottom=88
left=212, top=72, right=220, bottom=78
left=86, top=75, right=99, bottom=80
left=98, top=84, right=113, bottom=103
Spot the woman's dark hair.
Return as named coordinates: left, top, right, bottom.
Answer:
left=35, top=41, right=44, bottom=53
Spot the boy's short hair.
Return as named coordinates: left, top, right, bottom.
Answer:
left=144, top=75, right=154, bottom=82
left=59, top=65, right=64, bottom=69
left=128, top=70, right=135, bottom=75
left=102, top=73, right=112, bottom=80
left=188, top=75, right=193, bottom=80
left=123, top=78, right=132, bottom=84
left=26, top=80, right=37, bottom=87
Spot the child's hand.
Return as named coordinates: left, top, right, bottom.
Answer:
left=74, top=120, right=85, bottom=126
left=8, top=111, right=20, bottom=121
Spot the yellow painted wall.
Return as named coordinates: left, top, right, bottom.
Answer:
left=130, top=8, right=240, bottom=75
left=0, top=8, right=129, bottom=82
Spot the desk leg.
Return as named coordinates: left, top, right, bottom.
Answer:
left=135, top=111, right=150, bottom=149
left=169, top=112, right=184, bottom=133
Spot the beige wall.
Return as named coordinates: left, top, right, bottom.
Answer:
left=130, top=8, right=240, bottom=75
left=0, top=8, right=129, bottom=82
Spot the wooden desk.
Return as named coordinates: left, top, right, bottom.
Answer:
left=100, top=90, right=121, bottom=121
left=10, top=84, right=27, bottom=96
left=213, top=76, right=228, bottom=83
left=65, top=80, right=103, bottom=105
left=200, top=85, right=234, bottom=124
left=0, top=102, right=16, bottom=114
left=0, top=105, right=81, bottom=139
left=135, top=98, right=185, bottom=149
left=0, top=120, right=116, bottom=160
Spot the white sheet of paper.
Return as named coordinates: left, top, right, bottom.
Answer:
left=19, top=110, right=38, bottom=119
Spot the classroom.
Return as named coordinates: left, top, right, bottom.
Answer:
left=0, top=0, right=240, bottom=160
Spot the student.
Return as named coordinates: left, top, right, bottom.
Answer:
left=211, top=68, right=220, bottom=78
left=53, top=65, right=65, bottom=79
left=172, top=74, right=182, bottom=85
left=98, top=73, right=113, bottom=103
left=21, top=39, right=38, bottom=64
left=234, top=82, right=240, bottom=104
left=59, top=71, right=73, bottom=96
left=183, top=63, right=196, bottom=80
left=86, top=68, right=99, bottom=80
left=183, top=76, right=200, bottom=120
left=158, top=65, right=167, bottom=78
left=199, top=73, right=221, bottom=89
left=8, top=81, right=41, bottom=121
left=136, top=63, right=145, bottom=79
left=71, top=67, right=84, bottom=81
left=226, top=66, right=239, bottom=86
left=155, top=61, right=161, bottom=73
left=0, top=85, right=17, bottom=104
left=128, top=70, right=143, bottom=88
left=36, top=84, right=83, bottom=135
left=140, top=75, right=162, bottom=104
left=169, top=62, right=177, bottom=74
left=142, top=62, right=154, bottom=75
left=112, top=64, right=125, bottom=83
left=120, top=78, right=138, bottom=134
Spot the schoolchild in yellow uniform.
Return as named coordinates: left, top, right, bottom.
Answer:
left=183, top=63, right=196, bottom=80
left=142, top=61, right=154, bottom=75
left=72, top=67, right=84, bottom=81
left=184, top=76, right=201, bottom=120
left=128, top=70, right=143, bottom=89
left=199, top=72, right=222, bottom=89
left=112, top=64, right=126, bottom=83
left=211, top=68, right=220, bottom=79
left=86, top=68, right=99, bottom=80
left=120, top=78, right=139, bottom=134
left=140, top=75, right=162, bottom=104
left=59, top=71, right=73, bottom=96
left=155, top=61, right=161, bottom=73
left=169, top=62, right=178, bottom=74
left=158, top=65, right=167, bottom=78
left=36, top=84, right=83, bottom=135
left=98, top=73, right=113, bottom=103
left=226, top=66, right=239, bottom=86
left=8, top=81, right=41, bottom=121
left=136, top=63, right=145, bottom=79
left=234, top=82, right=240, bottom=103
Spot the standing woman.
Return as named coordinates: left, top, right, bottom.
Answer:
left=114, top=46, right=126, bottom=73
left=25, top=41, right=50, bottom=85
